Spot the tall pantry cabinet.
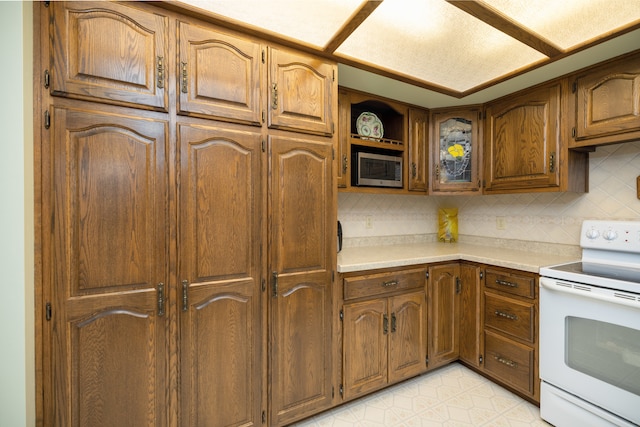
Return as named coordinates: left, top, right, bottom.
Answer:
left=35, top=2, right=337, bottom=427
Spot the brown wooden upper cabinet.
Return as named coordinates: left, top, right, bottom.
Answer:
left=570, top=50, right=640, bottom=148
left=178, top=21, right=263, bottom=125
left=430, top=108, right=482, bottom=194
left=51, top=1, right=169, bottom=110
left=484, top=80, right=587, bottom=194
left=268, top=47, right=336, bottom=136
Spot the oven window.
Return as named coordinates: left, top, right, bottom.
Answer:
left=566, top=317, right=640, bottom=396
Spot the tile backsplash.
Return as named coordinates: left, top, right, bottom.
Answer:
left=338, top=141, right=640, bottom=249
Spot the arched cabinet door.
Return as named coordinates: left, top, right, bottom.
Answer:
left=268, top=134, right=335, bottom=426
left=47, top=106, right=169, bottom=427
left=51, top=1, right=169, bottom=110
left=178, top=22, right=263, bottom=125
left=268, top=47, right=336, bottom=136
left=177, top=122, right=264, bottom=427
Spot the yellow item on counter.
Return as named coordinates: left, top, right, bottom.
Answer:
left=438, top=208, right=458, bottom=243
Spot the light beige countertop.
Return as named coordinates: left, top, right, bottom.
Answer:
left=337, top=242, right=579, bottom=274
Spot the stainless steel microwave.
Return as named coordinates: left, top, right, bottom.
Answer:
left=355, top=151, right=403, bottom=188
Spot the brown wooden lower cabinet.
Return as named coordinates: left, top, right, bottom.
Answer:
left=481, top=266, right=539, bottom=403
left=337, top=261, right=539, bottom=416
left=341, top=267, right=427, bottom=401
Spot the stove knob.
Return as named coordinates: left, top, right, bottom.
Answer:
left=585, top=228, right=600, bottom=239
left=603, top=229, right=618, bottom=241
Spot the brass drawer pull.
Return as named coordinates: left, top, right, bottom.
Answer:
left=495, top=355, right=518, bottom=368
left=381, top=280, right=398, bottom=288
left=495, top=310, right=518, bottom=321
left=496, top=279, right=518, bottom=288
left=383, top=314, right=389, bottom=334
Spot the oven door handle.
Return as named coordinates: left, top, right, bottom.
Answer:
left=540, top=277, right=640, bottom=309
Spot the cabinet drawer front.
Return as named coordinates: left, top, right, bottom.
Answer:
left=344, top=268, right=425, bottom=300
left=484, top=331, right=534, bottom=396
left=484, top=293, right=534, bottom=342
left=485, top=269, right=535, bottom=298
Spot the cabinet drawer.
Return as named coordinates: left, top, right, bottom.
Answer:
left=484, top=331, right=534, bottom=396
left=484, top=293, right=534, bottom=342
left=485, top=269, right=535, bottom=298
left=344, top=268, right=425, bottom=300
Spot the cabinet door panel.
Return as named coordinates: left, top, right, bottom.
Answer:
left=576, top=58, right=640, bottom=140
left=178, top=22, right=262, bottom=124
left=485, top=83, right=561, bottom=191
left=269, top=136, right=334, bottom=425
left=51, top=1, right=168, bottom=110
left=178, top=123, right=264, bottom=427
left=431, top=109, right=481, bottom=193
left=269, top=47, right=335, bottom=135
left=49, top=107, right=168, bottom=427
left=408, top=108, right=428, bottom=192
left=427, top=264, right=459, bottom=368
left=389, top=291, right=427, bottom=382
left=459, top=263, right=481, bottom=367
left=343, top=299, right=388, bottom=400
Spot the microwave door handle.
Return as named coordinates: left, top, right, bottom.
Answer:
left=540, top=278, right=640, bottom=309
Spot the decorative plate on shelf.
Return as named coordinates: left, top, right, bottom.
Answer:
left=356, top=112, right=384, bottom=139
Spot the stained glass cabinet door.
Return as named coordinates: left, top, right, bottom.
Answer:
left=431, top=109, right=482, bottom=194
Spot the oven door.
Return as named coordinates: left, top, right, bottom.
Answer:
left=540, top=277, right=640, bottom=425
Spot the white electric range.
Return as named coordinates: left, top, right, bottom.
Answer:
left=539, top=220, right=640, bottom=427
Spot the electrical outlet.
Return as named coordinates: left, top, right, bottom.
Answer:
left=496, top=216, right=506, bottom=230
left=365, top=215, right=373, bottom=229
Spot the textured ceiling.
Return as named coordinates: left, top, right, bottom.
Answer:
left=175, top=0, right=640, bottom=104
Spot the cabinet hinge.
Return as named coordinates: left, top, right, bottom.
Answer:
left=261, top=140, right=266, bottom=152
left=339, top=309, right=344, bottom=321
left=262, top=410, right=266, bottom=423
left=425, top=356, right=429, bottom=366
left=455, top=277, right=461, bottom=294
left=572, top=127, right=576, bottom=138
left=44, top=69, right=50, bottom=89
left=479, top=270, right=484, bottom=280
left=44, top=110, right=50, bottom=129
left=425, top=271, right=429, bottom=280
left=332, top=68, right=336, bottom=82
left=572, top=81, right=577, bottom=93
left=332, top=147, right=335, bottom=161
left=45, top=302, right=51, bottom=321
left=339, top=384, right=344, bottom=397
left=332, top=386, right=335, bottom=398
left=261, top=110, right=265, bottom=124
left=479, top=355, right=484, bottom=364
left=261, top=278, right=266, bottom=292
left=262, top=50, right=265, bottom=64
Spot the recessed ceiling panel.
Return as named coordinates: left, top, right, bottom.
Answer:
left=177, top=0, right=362, bottom=48
left=334, top=0, right=546, bottom=92
left=483, top=0, right=640, bottom=50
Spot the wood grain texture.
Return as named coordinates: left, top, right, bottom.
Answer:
left=51, top=106, right=168, bottom=427
left=51, top=1, right=168, bottom=110
left=408, top=108, right=429, bottom=192
left=427, top=264, right=460, bottom=369
left=178, top=21, right=263, bottom=125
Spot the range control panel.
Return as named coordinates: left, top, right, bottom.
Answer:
left=581, top=220, right=640, bottom=253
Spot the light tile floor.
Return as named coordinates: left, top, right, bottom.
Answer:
left=291, top=363, right=551, bottom=427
